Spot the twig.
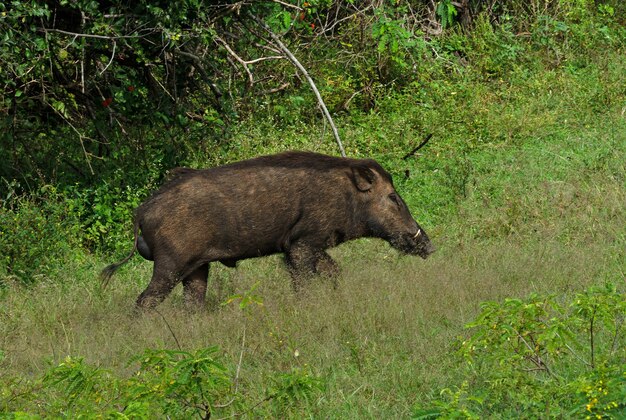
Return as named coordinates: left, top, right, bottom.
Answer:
left=249, top=12, right=346, bottom=157
left=150, top=69, right=177, bottom=101
left=215, top=36, right=254, bottom=87
left=235, top=326, right=246, bottom=389
left=610, top=316, right=623, bottom=355
left=99, top=40, right=117, bottom=75
left=216, top=392, right=277, bottom=420
left=80, top=12, right=86, bottom=93
left=402, top=133, right=433, bottom=160
left=244, top=55, right=285, bottom=65
left=154, top=308, right=182, bottom=351
left=213, top=325, right=246, bottom=410
left=259, top=82, right=290, bottom=95
left=334, top=87, right=366, bottom=113
left=268, top=0, right=303, bottom=10
left=174, top=49, right=223, bottom=99
left=589, top=307, right=596, bottom=369
left=319, top=3, right=375, bottom=36
left=45, top=100, right=95, bottom=175
left=564, top=342, right=592, bottom=367
left=512, top=328, right=556, bottom=378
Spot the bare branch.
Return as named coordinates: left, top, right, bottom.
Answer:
left=319, top=3, right=375, bottom=36
left=267, top=0, right=303, bottom=11
left=38, top=27, right=157, bottom=40
left=150, top=69, right=176, bottom=102
left=45, top=100, right=96, bottom=175
left=215, top=36, right=254, bottom=87
left=249, top=13, right=346, bottom=158
left=154, top=308, right=182, bottom=351
left=99, top=40, right=117, bottom=75
left=259, top=82, right=290, bottom=95
left=245, top=55, right=285, bottom=64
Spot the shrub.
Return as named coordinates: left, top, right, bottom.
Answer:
left=413, top=284, right=626, bottom=417
left=0, top=183, right=81, bottom=286
left=0, top=344, right=324, bottom=417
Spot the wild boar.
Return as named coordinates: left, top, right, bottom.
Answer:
left=101, top=151, right=435, bottom=309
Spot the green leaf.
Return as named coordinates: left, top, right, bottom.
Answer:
left=282, top=11, right=292, bottom=29
left=51, top=100, right=68, bottom=118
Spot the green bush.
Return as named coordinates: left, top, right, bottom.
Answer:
left=63, top=180, right=152, bottom=254
left=0, top=177, right=153, bottom=285
left=0, top=183, right=81, bottom=286
left=0, top=345, right=323, bottom=417
left=413, top=284, right=626, bottom=418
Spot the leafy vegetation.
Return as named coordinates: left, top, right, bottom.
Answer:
left=414, top=285, right=626, bottom=418
left=1, top=0, right=626, bottom=417
left=2, top=346, right=322, bottom=417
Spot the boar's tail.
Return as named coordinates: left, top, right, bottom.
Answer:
left=100, top=221, right=140, bottom=289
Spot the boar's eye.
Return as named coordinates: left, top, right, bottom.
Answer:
left=388, top=193, right=400, bottom=207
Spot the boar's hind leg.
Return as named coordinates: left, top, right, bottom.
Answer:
left=182, top=264, right=209, bottom=310
left=285, top=242, right=339, bottom=292
left=136, top=263, right=179, bottom=310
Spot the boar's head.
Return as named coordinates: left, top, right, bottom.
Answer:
left=352, top=164, right=435, bottom=259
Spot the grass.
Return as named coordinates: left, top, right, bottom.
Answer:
left=1, top=38, right=625, bottom=417
left=1, top=235, right=620, bottom=415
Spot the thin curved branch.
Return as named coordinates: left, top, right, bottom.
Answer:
left=245, top=55, right=285, bottom=64
left=249, top=12, right=346, bottom=158
left=99, top=39, right=116, bottom=75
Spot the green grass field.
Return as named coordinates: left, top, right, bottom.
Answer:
left=1, top=40, right=625, bottom=418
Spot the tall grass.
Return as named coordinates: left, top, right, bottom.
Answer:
left=1, top=237, right=621, bottom=415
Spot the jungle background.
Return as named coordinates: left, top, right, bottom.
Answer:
left=1, top=0, right=625, bottom=417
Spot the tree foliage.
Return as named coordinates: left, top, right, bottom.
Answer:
left=2, top=0, right=624, bottom=189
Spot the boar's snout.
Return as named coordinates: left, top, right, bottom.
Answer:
left=390, top=226, right=435, bottom=259
left=412, top=228, right=435, bottom=259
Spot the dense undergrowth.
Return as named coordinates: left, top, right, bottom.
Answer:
left=1, top=2, right=626, bottom=417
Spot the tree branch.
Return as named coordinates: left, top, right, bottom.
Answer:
left=38, top=27, right=157, bottom=40
left=215, top=36, right=254, bottom=88
left=248, top=13, right=346, bottom=158
left=99, top=39, right=116, bottom=75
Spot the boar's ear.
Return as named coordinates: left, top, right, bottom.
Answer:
left=351, top=165, right=376, bottom=192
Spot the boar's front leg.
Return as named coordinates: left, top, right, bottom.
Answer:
left=285, top=241, right=339, bottom=292
left=182, top=263, right=209, bottom=310
left=313, top=251, right=340, bottom=289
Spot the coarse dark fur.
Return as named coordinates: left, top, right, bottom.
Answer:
left=101, top=151, right=435, bottom=309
